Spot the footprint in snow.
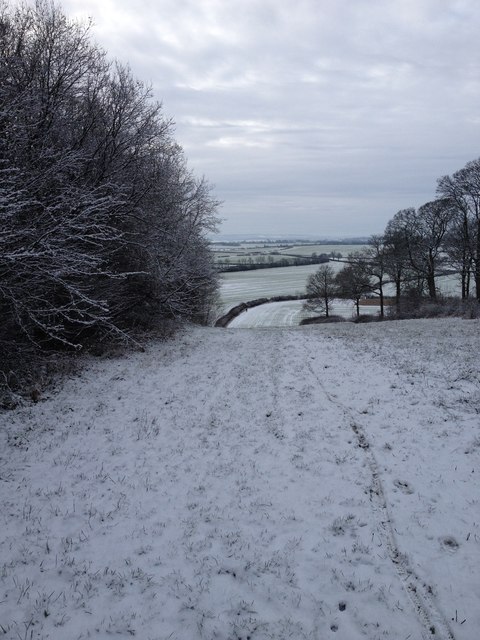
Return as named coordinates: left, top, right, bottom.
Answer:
left=393, top=479, right=414, bottom=494
left=440, top=536, right=460, bottom=552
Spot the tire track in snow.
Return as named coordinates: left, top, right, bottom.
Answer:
left=301, top=335, right=456, bottom=640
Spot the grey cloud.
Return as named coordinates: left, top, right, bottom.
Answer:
left=61, top=0, right=480, bottom=236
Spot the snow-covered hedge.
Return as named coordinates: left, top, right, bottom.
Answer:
left=0, top=2, right=219, bottom=396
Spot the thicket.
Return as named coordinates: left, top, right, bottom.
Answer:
left=0, top=1, right=219, bottom=402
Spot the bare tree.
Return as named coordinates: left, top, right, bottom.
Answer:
left=334, top=256, right=372, bottom=318
left=358, top=235, right=388, bottom=318
left=442, top=213, right=475, bottom=299
left=303, top=264, right=336, bottom=317
left=383, top=202, right=454, bottom=301
left=437, top=158, right=480, bottom=299
left=0, top=1, right=219, bottom=392
left=416, top=199, right=455, bottom=299
left=0, top=1, right=125, bottom=348
left=383, top=217, right=411, bottom=307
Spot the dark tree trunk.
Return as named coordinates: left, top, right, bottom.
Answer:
left=476, top=220, right=480, bottom=301
left=379, top=282, right=384, bottom=318
left=426, top=272, right=437, bottom=299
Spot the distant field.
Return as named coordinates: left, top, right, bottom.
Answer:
left=216, top=243, right=369, bottom=315
left=219, top=264, right=321, bottom=310
left=219, top=261, right=355, bottom=311
left=278, top=243, right=367, bottom=256
left=219, top=266, right=461, bottom=311
left=214, top=252, right=292, bottom=264
left=217, top=250, right=463, bottom=328
left=212, top=242, right=367, bottom=264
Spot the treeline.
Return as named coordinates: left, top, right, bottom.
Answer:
left=212, top=238, right=367, bottom=246
left=217, top=254, right=329, bottom=272
left=306, top=157, right=480, bottom=319
left=0, top=2, right=219, bottom=399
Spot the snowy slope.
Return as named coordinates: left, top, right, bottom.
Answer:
left=227, top=299, right=378, bottom=327
left=1, top=320, right=479, bottom=640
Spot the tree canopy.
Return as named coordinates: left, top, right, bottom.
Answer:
left=0, top=1, right=219, bottom=395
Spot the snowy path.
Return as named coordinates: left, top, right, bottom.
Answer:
left=304, top=353, right=456, bottom=640
left=1, top=320, right=479, bottom=639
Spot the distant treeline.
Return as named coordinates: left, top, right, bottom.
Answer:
left=212, top=239, right=368, bottom=247
left=216, top=254, right=330, bottom=272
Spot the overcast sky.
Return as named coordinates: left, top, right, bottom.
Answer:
left=60, top=0, right=480, bottom=237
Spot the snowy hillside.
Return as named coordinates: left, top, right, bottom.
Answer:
left=1, top=320, right=479, bottom=640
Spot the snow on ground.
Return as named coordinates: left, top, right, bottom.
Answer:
left=228, top=300, right=313, bottom=327
left=228, top=299, right=378, bottom=328
left=1, top=319, right=479, bottom=640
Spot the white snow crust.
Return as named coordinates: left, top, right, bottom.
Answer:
left=1, top=319, right=479, bottom=639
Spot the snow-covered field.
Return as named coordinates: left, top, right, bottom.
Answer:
left=219, top=265, right=322, bottom=311
left=1, top=319, right=479, bottom=639
left=219, top=265, right=461, bottom=320
left=228, top=299, right=378, bottom=328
